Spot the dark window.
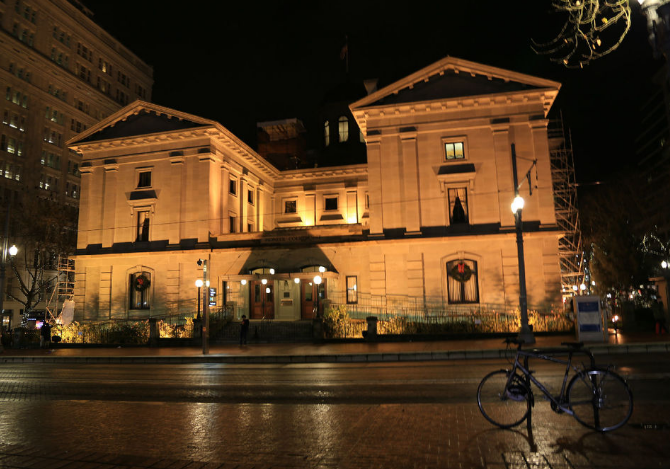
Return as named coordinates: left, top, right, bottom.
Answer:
left=229, top=178, right=237, bottom=195
left=136, top=210, right=150, bottom=242
left=229, top=215, right=237, bottom=233
left=248, top=188, right=254, bottom=205
left=346, top=276, right=358, bottom=304
left=138, top=171, right=151, bottom=188
left=448, top=188, right=468, bottom=224
left=284, top=200, right=297, bottom=213
left=129, top=272, right=151, bottom=309
left=325, top=197, right=338, bottom=211
left=446, top=260, right=479, bottom=304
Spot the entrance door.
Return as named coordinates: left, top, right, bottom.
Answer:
left=250, top=281, right=274, bottom=319
left=301, top=279, right=327, bottom=319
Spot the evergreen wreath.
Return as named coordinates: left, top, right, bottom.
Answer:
left=134, top=274, right=151, bottom=291
left=449, top=262, right=472, bottom=283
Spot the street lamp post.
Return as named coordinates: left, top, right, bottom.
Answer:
left=195, top=279, right=203, bottom=319
left=0, top=203, right=17, bottom=350
left=511, top=144, right=535, bottom=344
left=314, top=275, right=322, bottom=318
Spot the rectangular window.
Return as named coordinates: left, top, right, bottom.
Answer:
left=136, top=210, right=150, bottom=242
left=448, top=188, right=468, bottom=224
left=247, top=188, right=254, bottom=205
left=284, top=199, right=297, bottom=214
left=229, top=215, right=237, bottom=233
left=248, top=223, right=253, bottom=232
left=346, top=276, right=358, bottom=304
left=324, top=196, right=338, bottom=211
left=445, top=141, right=465, bottom=160
left=137, top=171, right=151, bottom=188
left=229, top=178, right=237, bottom=195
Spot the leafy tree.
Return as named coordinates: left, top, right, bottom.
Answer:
left=579, top=173, right=650, bottom=299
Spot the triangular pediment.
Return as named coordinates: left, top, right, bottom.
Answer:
left=67, top=100, right=217, bottom=146
left=351, top=56, right=560, bottom=111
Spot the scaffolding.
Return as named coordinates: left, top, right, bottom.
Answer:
left=45, top=255, right=75, bottom=323
left=549, top=117, right=585, bottom=299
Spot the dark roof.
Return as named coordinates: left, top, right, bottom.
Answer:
left=367, top=69, right=541, bottom=107
left=78, top=110, right=208, bottom=143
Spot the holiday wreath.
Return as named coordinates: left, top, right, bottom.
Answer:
left=449, top=262, right=472, bottom=283
left=134, top=274, right=151, bottom=291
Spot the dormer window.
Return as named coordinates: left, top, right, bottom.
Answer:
left=338, top=116, right=348, bottom=142
left=137, top=170, right=151, bottom=188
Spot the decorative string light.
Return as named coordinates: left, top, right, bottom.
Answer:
left=532, top=0, right=632, bottom=68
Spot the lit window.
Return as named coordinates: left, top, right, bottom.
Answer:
left=324, top=120, right=330, bottom=147
left=445, top=141, right=465, bottom=160
left=346, top=276, right=358, bottom=304
left=338, top=116, right=348, bottom=142
left=446, top=260, right=479, bottom=304
left=448, top=188, right=468, bottom=224
left=130, top=272, right=151, bottom=310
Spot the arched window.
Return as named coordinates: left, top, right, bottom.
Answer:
left=446, top=259, right=479, bottom=304
left=324, top=120, right=330, bottom=147
left=130, top=271, right=152, bottom=310
left=338, top=116, right=348, bottom=142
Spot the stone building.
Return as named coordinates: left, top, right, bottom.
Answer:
left=68, top=56, right=563, bottom=323
left=0, top=0, right=153, bottom=329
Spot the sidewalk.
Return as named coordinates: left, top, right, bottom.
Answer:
left=1, top=330, right=668, bottom=364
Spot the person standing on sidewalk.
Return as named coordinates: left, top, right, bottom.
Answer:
left=40, top=321, right=52, bottom=349
left=240, top=315, right=249, bottom=345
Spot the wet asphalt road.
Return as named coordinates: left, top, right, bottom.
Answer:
left=0, top=354, right=668, bottom=468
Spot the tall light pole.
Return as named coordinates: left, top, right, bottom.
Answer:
left=195, top=279, right=203, bottom=319
left=511, top=144, right=535, bottom=344
left=314, top=275, right=322, bottom=318
left=0, top=202, right=18, bottom=351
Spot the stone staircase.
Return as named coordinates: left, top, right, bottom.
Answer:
left=213, top=320, right=315, bottom=343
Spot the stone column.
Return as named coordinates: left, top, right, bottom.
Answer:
left=401, top=133, right=421, bottom=233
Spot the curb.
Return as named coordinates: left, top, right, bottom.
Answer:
left=1, top=342, right=668, bottom=365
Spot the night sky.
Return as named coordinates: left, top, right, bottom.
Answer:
left=81, top=1, right=662, bottom=183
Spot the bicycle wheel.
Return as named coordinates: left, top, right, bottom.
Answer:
left=477, top=370, right=531, bottom=428
left=567, top=368, right=633, bottom=432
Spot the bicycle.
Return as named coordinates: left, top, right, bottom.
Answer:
left=477, top=338, right=633, bottom=432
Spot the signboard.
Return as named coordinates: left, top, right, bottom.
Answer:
left=209, top=287, right=217, bottom=307
left=573, top=295, right=605, bottom=342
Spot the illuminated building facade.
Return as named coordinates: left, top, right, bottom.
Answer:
left=68, top=57, right=563, bottom=322
left=0, top=0, right=153, bottom=328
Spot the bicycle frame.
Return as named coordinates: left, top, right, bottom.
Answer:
left=505, top=346, right=596, bottom=415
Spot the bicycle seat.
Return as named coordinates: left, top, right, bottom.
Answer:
left=560, top=341, right=584, bottom=348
